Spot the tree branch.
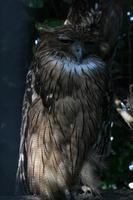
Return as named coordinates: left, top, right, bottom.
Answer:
left=0, top=190, right=133, bottom=200
left=115, top=84, right=133, bottom=130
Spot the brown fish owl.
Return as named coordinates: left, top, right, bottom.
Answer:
left=16, top=1, right=122, bottom=199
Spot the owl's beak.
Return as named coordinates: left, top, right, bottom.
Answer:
left=72, top=41, right=84, bottom=63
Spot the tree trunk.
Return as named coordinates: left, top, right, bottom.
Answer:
left=0, top=0, right=34, bottom=195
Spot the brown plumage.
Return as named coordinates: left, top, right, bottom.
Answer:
left=16, top=1, right=122, bottom=199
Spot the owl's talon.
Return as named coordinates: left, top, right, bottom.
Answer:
left=81, top=185, right=92, bottom=195
left=75, top=185, right=102, bottom=200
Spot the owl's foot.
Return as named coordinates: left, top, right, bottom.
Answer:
left=72, top=185, right=102, bottom=200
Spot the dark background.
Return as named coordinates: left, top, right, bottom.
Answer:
left=0, top=0, right=133, bottom=195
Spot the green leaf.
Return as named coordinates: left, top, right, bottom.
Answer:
left=36, top=19, right=64, bottom=31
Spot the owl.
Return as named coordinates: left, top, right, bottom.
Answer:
left=16, top=1, right=122, bottom=200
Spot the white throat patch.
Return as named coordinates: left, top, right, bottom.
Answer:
left=49, top=56, right=105, bottom=74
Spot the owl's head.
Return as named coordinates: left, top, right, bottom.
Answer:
left=35, top=24, right=107, bottom=97
left=37, top=25, right=107, bottom=65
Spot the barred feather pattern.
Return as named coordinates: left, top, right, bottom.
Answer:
left=16, top=25, right=111, bottom=199
left=65, top=1, right=102, bottom=27
left=16, top=68, right=39, bottom=194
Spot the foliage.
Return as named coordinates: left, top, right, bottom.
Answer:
left=101, top=0, right=133, bottom=189
left=36, top=19, right=63, bottom=31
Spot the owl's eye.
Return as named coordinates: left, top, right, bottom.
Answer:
left=58, top=34, right=73, bottom=44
